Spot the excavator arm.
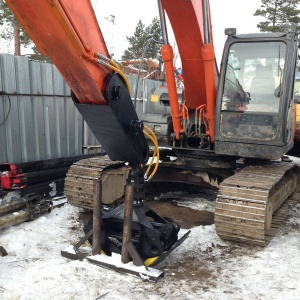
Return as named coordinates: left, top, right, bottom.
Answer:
left=5, top=0, right=149, bottom=167
left=5, top=0, right=184, bottom=267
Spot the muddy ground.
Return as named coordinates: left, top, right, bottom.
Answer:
left=80, top=182, right=216, bottom=229
left=146, top=200, right=214, bottom=228
left=144, top=182, right=216, bottom=228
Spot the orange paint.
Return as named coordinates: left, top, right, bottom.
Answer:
left=5, top=0, right=111, bottom=105
left=6, top=0, right=219, bottom=142
left=161, top=44, right=183, bottom=139
left=161, top=0, right=218, bottom=142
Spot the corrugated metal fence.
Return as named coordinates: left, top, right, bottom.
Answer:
left=0, top=54, right=160, bottom=164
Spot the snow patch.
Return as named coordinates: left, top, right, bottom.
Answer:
left=0, top=201, right=300, bottom=299
left=49, top=182, right=57, bottom=197
left=0, top=191, right=21, bottom=205
left=174, top=197, right=215, bottom=212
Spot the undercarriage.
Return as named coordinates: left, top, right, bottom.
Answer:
left=64, top=153, right=300, bottom=266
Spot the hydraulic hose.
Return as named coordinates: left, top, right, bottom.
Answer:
left=143, top=125, right=160, bottom=181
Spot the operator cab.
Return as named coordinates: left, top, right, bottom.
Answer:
left=215, top=31, right=299, bottom=160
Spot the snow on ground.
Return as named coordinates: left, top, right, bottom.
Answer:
left=0, top=192, right=21, bottom=205
left=1, top=194, right=300, bottom=300
left=153, top=188, right=216, bottom=213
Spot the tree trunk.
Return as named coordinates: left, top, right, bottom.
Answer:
left=13, top=21, right=21, bottom=56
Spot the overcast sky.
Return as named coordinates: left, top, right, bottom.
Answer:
left=92, top=0, right=264, bottom=64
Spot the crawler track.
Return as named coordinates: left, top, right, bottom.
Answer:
left=64, top=156, right=129, bottom=209
left=65, top=156, right=299, bottom=246
left=215, top=162, right=298, bottom=246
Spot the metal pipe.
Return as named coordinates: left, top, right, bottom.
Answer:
left=157, top=0, right=168, bottom=44
left=121, top=183, right=135, bottom=264
left=0, top=199, right=26, bottom=215
left=0, top=210, right=29, bottom=230
left=82, top=145, right=102, bottom=149
left=92, top=179, right=102, bottom=255
left=133, top=39, right=154, bottom=108
left=161, top=44, right=182, bottom=139
left=0, top=92, right=71, bottom=97
left=83, top=121, right=89, bottom=154
left=202, top=0, right=211, bottom=44
left=142, top=70, right=158, bottom=114
left=142, top=78, right=146, bottom=114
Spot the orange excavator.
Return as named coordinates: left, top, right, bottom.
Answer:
left=5, top=0, right=300, bottom=268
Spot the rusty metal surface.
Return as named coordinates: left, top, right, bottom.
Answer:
left=0, top=246, right=8, bottom=256
left=124, top=241, right=145, bottom=267
left=92, top=180, right=102, bottom=255
left=121, top=184, right=135, bottom=264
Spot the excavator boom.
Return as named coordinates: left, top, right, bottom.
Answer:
left=7, top=0, right=110, bottom=105
left=5, top=0, right=149, bottom=167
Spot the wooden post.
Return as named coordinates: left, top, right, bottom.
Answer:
left=92, top=179, right=102, bottom=255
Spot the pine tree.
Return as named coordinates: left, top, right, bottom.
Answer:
left=122, top=20, right=147, bottom=60
left=254, top=0, right=300, bottom=32
left=0, top=0, right=50, bottom=61
left=122, top=17, right=162, bottom=61
left=144, top=17, right=162, bottom=59
left=0, top=0, right=29, bottom=55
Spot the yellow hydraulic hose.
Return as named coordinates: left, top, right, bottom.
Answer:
left=143, top=125, right=160, bottom=181
left=109, top=59, right=119, bottom=69
left=144, top=131, right=157, bottom=173
left=95, top=53, right=131, bottom=94
left=106, top=64, right=131, bottom=95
